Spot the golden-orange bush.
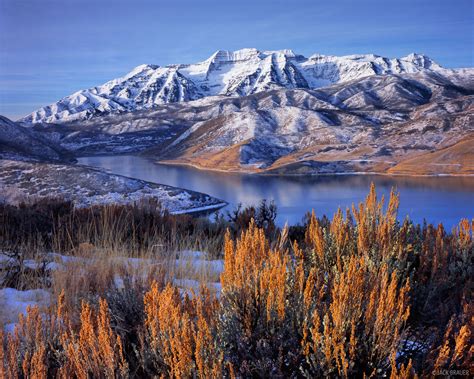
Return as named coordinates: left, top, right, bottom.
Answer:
left=59, top=298, right=128, bottom=378
left=143, top=281, right=221, bottom=378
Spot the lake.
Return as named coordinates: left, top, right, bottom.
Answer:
left=78, top=155, right=474, bottom=230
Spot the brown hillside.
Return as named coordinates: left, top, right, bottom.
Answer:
left=388, top=137, right=474, bottom=175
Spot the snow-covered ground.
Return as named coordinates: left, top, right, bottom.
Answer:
left=0, top=288, right=51, bottom=333
left=0, top=159, right=227, bottom=213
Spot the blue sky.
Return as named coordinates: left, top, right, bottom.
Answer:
left=0, top=0, right=472, bottom=120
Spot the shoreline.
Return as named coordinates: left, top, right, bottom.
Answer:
left=153, top=158, right=474, bottom=178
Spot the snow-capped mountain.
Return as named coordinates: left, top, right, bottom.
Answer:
left=29, top=69, right=473, bottom=175
left=21, top=49, right=446, bottom=124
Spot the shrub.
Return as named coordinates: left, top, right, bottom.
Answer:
left=141, top=282, right=222, bottom=378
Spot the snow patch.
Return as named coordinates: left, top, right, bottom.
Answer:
left=0, top=288, right=51, bottom=332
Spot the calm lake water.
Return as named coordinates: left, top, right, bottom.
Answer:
left=78, top=156, right=474, bottom=230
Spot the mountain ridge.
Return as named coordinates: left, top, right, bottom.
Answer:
left=21, top=49, right=454, bottom=124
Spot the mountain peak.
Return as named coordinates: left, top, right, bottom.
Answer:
left=207, top=48, right=299, bottom=63
left=401, top=52, right=439, bottom=69
left=403, top=52, right=428, bottom=60
left=207, top=48, right=261, bottom=63
left=126, top=64, right=160, bottom=77
left=263, top=49, right=297, bottom=57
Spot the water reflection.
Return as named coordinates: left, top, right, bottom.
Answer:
left=78, top=156, right=474, bottom=229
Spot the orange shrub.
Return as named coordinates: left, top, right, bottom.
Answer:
left=142, top=281, right=221, bottom=378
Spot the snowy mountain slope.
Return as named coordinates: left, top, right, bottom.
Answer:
left=21, top=49, right=454, bottom=124
left=150, top=72, right=473, bottom=173
left=0, top=116, right=72, bottom=161
left=32, top=70, right=473, bottom=175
